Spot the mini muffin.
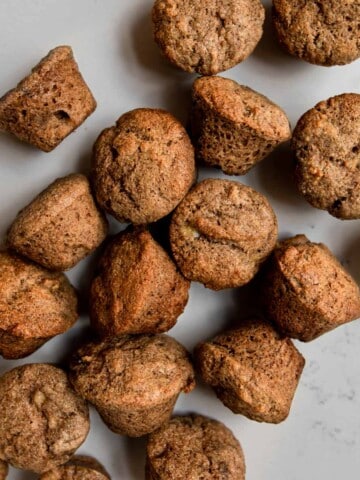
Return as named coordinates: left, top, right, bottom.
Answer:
left=262, top=235, right=360, bottom=342
left=170, top=179, right=278, bottom=290
left=40, top=456, right=110, bottom=480
left=194, top=318, right=305, bottom=423
left=273, top=0, right=360, bottom=66
left=8, top=174, right=108, bottom=271
left=0, top=46, right=96, bottom=151
left=0, top=251, right=78, bottom=359
left=0, top=364, right=89, bottom=474
left=69, top=334, right=195, bottom=437
left=92, top=108, right=195, bottom=224
left=191, top=76, right=291, bottom=175
left=90, top=228, right=189, bottom=337
left=0, top=461, right=7, bottom=480
left=292, top=93, right=360, bottom=219
left=152, top=0, right=265, bottom=75
left=146, top=415, right=245, bottom=480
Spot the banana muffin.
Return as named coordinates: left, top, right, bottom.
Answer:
left=146, top=415, right=246, bottom=480
left=195, top=318, right=305, bottom=423
left=40, top=456, right=110, bottom=480
left=0, top=251, right=78, bottom=359
left=90, top=228, right=189, bottom=337
left=0, top=461, right=7, bottom=480
left=0, top=364, right=89, bottom=474
left=262, top=235, right=360, bottom=342
left=190, top=76, right=291, bottom=175
left=152, top=0, right=265, bottom=75
left=272, top=0, right=360, bottom=66
left=92, top=108, right=195, bottom=224
left=292, top=93, right=360, bottom=219
left=8, top=174, right=108, bottom=271
left=0, top=46, right=96, bottom=151
left=69, top=334, right=195, bottom=437
left=170, top=179, right=278, bottom=290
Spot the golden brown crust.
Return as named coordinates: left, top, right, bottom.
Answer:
left=191, top=76, right=291, bottom=175
left=0, top=251, right=78, bottom=359
left=152, top=0, right=265, bottom=75
left=90, top=228, right=189, bottom=336
left=170, top=179, right=278, bottom=290
left=91, top=108, right=195, bottom=224
left=0, top=46, right=96, bottom=151
left=272, top=0, right=360, bottom=66
left=7, top=174, right=108, bottom=270
left=146, top=415, right=245, bottom=479
left=263, top=235, right=360, bottom=341
left=292, top=93, right=360, bottom=219
left=69, top=334, right=195, bottom=437
left=40, top=456, right=110, bottom=480
left=194, top=319, right=305, bottom=423
left=0, top=364, right=89, bottom=474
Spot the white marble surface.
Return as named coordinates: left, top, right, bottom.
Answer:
left=0, top=0, right=360, bottom=479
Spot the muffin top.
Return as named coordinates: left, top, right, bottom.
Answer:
left=0, top=364, right=89, bottom=473
left=146, top=414, right=245, bottom=479
left=69, top=334, right=195, bottom=407
left=170, top=179, right=278, bottom=289
left=293, top=93, right=360, bottom=219
left=152, top=0, right=265, bottom=75
left=92, top=108, right=195, bottom=224
left=273, top=0, right=360, bottom=66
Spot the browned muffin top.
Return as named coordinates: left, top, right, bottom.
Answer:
left=273, top=0, right=360, bottom=66
left=293, top=93, right=360, bottom=219
left=152, top=0, right=265, bottom=75
left=146, top=415, right=245, bottom=479
left=92, top=108, right=195, bottom=224
left=0, top=364, right=89, bottom=474
left=170, top=179, right=278, bottom=289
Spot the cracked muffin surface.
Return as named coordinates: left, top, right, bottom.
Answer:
left=7, top=174, right=108, bottom=271
left=91, top=108, right=195, bottom=224
left=170, top=178, right=278, bottom=290
left=0, top=251, right=78, bottom=359
left=146, top=414, right=245, bottom=479
left=194, top=319, right=305, bottom=423
left=262, top=235, right=360, bottom=341
left=273, top=0, right=360, bottom=66
left=0, top=364, right=89, bottom=473
left=90, top=228, right=189, bottom=336
left=292, top=93, right=360, bottom=219
left=69, top=334, right=195, bottom=437
left=152, top=0, right=265, bottom=75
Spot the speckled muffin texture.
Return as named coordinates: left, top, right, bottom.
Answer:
left=262, top=235, right=360, bottom=342
left=0, top=251, right=78, bottom=359
left=292, top=93, right=360, bottom=219
left=69, top=334, right=195, bottom=437
left=195, top=318, right=305, bottom=423
left=0, top=460, right=7, bottom=480
left=152, top=0, right=265, bottom=75
left=190, top=76, right=291, bottom=175
left=0, top=46, right=96, bottom=151
left=40, top=456, right=110, bottom=480
left=92, top=108, right=195, bottom=224
left=90, top=228, right=189, bottom=337
left=170, top=178, right=278, bottom=290
left=272, top=0, right=360, bottom=66
left=8, top=174, right=108, bottom=270
left=0, top=364, right=89, bottom=474
left=146, top=414, right=245, bottom=480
